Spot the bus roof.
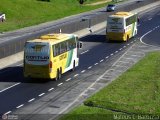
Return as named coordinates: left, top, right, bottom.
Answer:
left=27, top=33, right=76, bottom=44
left=110, top=12, right=134, bottom=18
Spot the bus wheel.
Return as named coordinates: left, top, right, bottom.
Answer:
left=55, top=69, right=59, bottom=81
left=126, top=35, right=129, bottom=42
left=72, top=61, right=75, bottom=71
left=59, top=68, right=62, bottom=79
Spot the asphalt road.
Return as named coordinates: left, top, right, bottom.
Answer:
left=0, top=4, right=160, bottom=120
left=139, top=9, right=160, bottom=46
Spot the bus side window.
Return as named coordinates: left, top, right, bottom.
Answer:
left=54, top=44, right=60, bottom=56
left=52, top=45, right=56, bottom=57
left=66, top=41, right=69, bottom=51
left=68, top=40, right=73, bottom=50
left=60, top=42, right=67, bottom=54
left=67, top=38, right=76, bottom=51
left=70, top=39, right=76, bottom=49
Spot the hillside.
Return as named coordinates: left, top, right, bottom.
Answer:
left=0, top=0, right=110, bottom=32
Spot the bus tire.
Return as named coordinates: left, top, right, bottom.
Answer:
left=59, top=68, right=62, bottom=79
left=55, top=69, right=59, bottom=81
left=126, top=35, right=129, bottom=42
left=72, top=61, right=75, bottom=71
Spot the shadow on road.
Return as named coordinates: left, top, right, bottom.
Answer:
left=80, top=34, right=107, bottom=43
left=80, top=34, right=126, bottom=44
left=0, top=66, right=49, bottom=83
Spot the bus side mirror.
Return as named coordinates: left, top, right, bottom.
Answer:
left=78, top=42, right=82, bottom=49
left=137, top=17, right=140, bottom=23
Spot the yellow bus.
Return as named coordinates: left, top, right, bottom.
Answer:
left=106, top=12, right=138, bottom=42
left=24, top=33, right=81, bottom=80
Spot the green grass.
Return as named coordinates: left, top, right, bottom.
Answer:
left=60, top=105, right=125, bottom=120
left=0, top=0, right=113, bottom=32
left=60, top=52, right=160, bottom=120
left=85, top=0, right=109, bottom=4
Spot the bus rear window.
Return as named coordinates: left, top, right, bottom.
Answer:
left=24, top=42, right=50, bottom=65
left=107, top=17, right=123, bottom=28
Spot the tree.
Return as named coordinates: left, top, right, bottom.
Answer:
left=79, top=0, right=84, bottom=4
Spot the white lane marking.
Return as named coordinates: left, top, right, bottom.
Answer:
left=94, top=63, right=98, bottom=65
left=148, top=18, right=152, bottom=20
left=74, top=74, right=79, bottom=77
left=16, top=63, right=23, bottom=67
left=131, top=54, right=142, bottom=57
left=118, top=61, right=130, bottom=64
left=126, top=58, right=134, bottom=60
left=100, top=59, right=104, bottom=62
left=4, top=111, right=12, bottom=115
left=119, top=48, right=122, bottom=51
left=38, top=93, right=45, bottom=97
left=131, top=41, right=134, bottom=43
left=66, top=78, right=71, bottom=81
left=28, top=98, right=35, bottom=102
left=16, top=104, right=24, bottom=109
left=152, top=28, right=156, bottom=31
left=140, top=30, right=153, bottom=46
left=58, top=83, right=63, bottom=86
left=81, top=70, right=86, bottom=73
left=115, top=51, right=118, bottom=53
left=88, top=66, right=92, bottom=69
left=110, top=53, right=114, bottom=56
left=106, top=56, right=109, bottom=59
left=123, top=46, right=126, bottom=48
left=81, top=93, right=88, bottom=96
left=114, top=64, right=128, bottom=68
left=80, top=50, right=89, bottom=55
left=127, top=43, right=130, bottom=46
left=0, top=83, right=20, bottom=93
left=48, top=88, right=54, bottom=91
left=140, top=25, right=160, bottom=46
left=89, top=88, right=96, bottom=90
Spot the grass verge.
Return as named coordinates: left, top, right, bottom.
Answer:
left=60, top=51, right=160, bottom=120
left=0, top=0, right=115, bottom=32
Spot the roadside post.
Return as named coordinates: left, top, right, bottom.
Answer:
left=82, top=17, right=92, bottom=33
left=0, top=13, right=6, bottom=22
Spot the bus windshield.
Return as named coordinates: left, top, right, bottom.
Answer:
left=24, top=42, right=50, bottom=65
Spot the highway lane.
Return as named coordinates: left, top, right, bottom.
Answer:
left=0, top=34, right=134, bottom=115
left=0, top=6, right=160, bottom=116
left=139, top=8, right=160, bottom=46
left=0, top=34, right=130, bottom=115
